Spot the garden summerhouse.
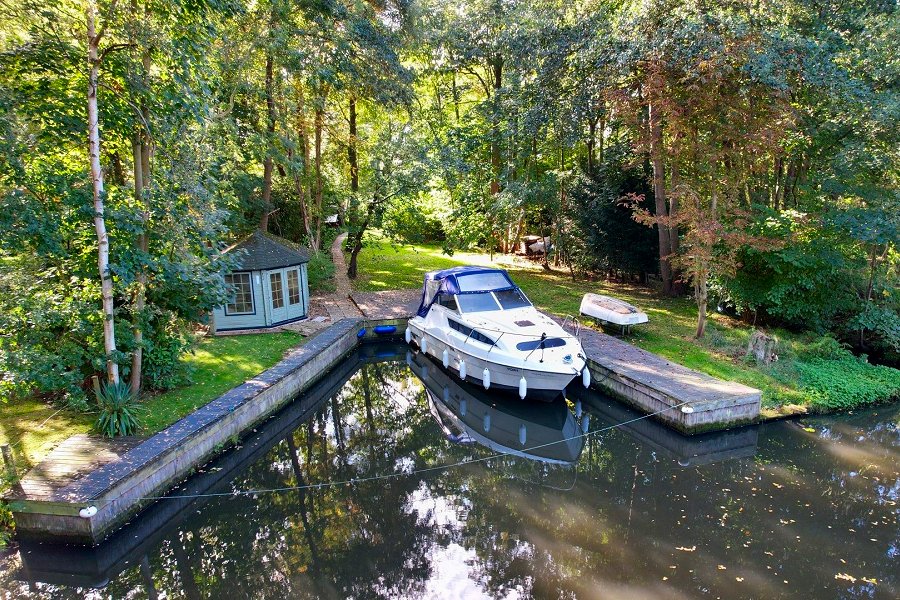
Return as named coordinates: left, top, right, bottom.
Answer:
left=212, top=231, right=310, bottom=332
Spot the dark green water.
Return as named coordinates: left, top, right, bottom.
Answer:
left=2, top=344, right=898, bottom=599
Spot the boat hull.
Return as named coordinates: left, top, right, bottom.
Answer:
left=407, top=321, right=579, bottom=401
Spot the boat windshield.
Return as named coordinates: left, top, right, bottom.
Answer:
left=456, top=272, right=512, bottom=292
left=457, top=292, right=501, bottom=313
left=495, top=288, right=531, bottom=310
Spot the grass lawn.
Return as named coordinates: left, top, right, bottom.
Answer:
left=352, top=234, right=900, bottom=417
left=139, top=331, right=303, bottom=432
left=0, top=331, right=303, bottom=475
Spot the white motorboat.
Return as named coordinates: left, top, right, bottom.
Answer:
left=579, top=293, right=648, bottom=330
left=406, top=266, right=590, bottom=400
left=407, top=350, right=586, bottom=464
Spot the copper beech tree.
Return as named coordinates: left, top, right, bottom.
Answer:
left=628, top=21, right=794, bottom=338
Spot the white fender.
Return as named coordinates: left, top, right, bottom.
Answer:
left=406, top=351, right=413, bottom=367
left=681, top=404, right=694, bottom=414
left=519, top=424, right=527, bottom=446
left=443, top=386, right=450, bottom=402
left=79, top=506, right=98, bottom=518
left=518, top=376, right=527, bottom=399
left=582, top=367, right=591, bottom=388
left=483, top=368, right=491, bottom=389
left=420, top=336, right=428, bottom=354
left=459, top=360, right=467, bottom=380
left=404, top=327, right=412, bottom=344
left=581, top=414, right=591, bottom=434
left=459, top=398, right=467, bottom=416
left=442, top=349, right=449, bottom=368
left=483, top=412, right=491, bottom=432
left=422, top=365, right=429, bottom=380
left=575, top=400, right=583, bottom=418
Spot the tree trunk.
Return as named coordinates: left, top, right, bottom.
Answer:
left=259, top=53, right=275, bottom=231
left=131, top=130, right=147, bottom=396
left=131, top=13, right=151, bottom=398
left=587, top=117, right=597, bottom=173
left=293, top=84, right=313, bottom=243
left=695, top=265, right=708, bottom=338
left=87, top=4, right=119, bottom=386
left=312, top=106, right=324, bottom=251
left=348, top=96, right=358, bottom=194
left=648, top=99, right=673, bottom=295
left=489, top=55, right=502, bottom=196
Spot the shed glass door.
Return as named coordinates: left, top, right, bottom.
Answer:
left=285, top=267, right=305, bottom=320
left=268, top=271, right=289, bottom=324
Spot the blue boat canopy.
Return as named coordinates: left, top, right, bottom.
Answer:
left=416, top=266, right=518, bottom=317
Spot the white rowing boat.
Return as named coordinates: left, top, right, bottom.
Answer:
left=579, top=293, right=648, bottom=328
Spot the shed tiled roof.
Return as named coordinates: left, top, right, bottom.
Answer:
left=224, top=231, right=310, bottom=271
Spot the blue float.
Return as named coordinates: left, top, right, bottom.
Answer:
left=357, top=328, right=366, bottom=338
left=373, top=325, right=397, bottom=335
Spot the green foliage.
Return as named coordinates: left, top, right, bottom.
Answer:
left=796, top=356, right=900, bottom=411
left=94, top=382, right=142, bottom=437
left=382, top=199, right=446, bottom=244
left=0, top=499, right=13, bottom=549
left=306, top=250, right=336, bottom=293
left=722, top=215, right=862, bottom=331
left=568, top=146, right=658, bottom=278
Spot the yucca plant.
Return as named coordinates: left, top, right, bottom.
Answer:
left=95, top=381, right=142, bottom=437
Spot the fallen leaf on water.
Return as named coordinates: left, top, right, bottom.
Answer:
left=735, top=577, right=744, bottom=582
left=718, top=565, right=727, bottom=570
left=676, top=546, right=696, bottom=552
left=835, top=573, right=857, bottom=583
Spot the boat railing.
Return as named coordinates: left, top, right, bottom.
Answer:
left=561, top=315, right=582, bottom=342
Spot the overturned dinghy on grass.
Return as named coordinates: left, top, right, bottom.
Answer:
left=579, top=293, right=648, bottom=333
left=406, top=266, right=589, bottom=400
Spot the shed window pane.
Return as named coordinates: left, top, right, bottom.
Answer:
left=270, top=273, right=285, bottom=309
left=287, top=269, right=301, bottom=305
left=225, top=273, right=254, bottom=315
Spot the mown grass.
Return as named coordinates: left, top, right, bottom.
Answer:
left=139, top=331, right=303, bottom=432
left=352, top=234, right=900, bottom=416
left=0, top=332, right=303, bottom=473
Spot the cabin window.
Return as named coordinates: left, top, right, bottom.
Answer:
left=456, top=272, right=512, bottom=292
left=457, top=292, right=501, bottom=313
left=448, top=319, right=495, bottom=346
left=516, top=337, right=567, bottom=351
left=270, top=273, right=285, bottom=309
left=287, top=269, right=301, bottom=305
left=225, top=272, right=254, bottom=315
left=495, top=288, right=531, bottom=310
left=437, top=294, right=458, bottom=312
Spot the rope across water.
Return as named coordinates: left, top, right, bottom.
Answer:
left=134, top=398, right=691, bottom=502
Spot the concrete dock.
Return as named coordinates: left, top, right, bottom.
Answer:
left=4, top=291, right=760, bottom=545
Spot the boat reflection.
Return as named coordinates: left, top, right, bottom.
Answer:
left=407, top=350, right=586, bottom=465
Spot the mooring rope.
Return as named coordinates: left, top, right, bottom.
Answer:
left=133, top=399, right=691, bottom=502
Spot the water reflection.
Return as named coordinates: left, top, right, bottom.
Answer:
left=408, top=350, right=585, bottom=465
left=2, top=343, right=897, bottom=599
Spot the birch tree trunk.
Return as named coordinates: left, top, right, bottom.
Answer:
left=88, top=2, right=120, bottom=385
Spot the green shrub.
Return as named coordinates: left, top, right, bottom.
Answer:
left=95, top=382, right=142, bottom=437
left=382, top=201, right=445, bottom=244
left=796, top=355, right=900, bottom=411
left=307, top=250, right=336, bottom=293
